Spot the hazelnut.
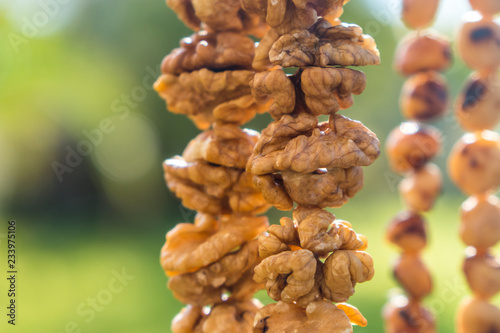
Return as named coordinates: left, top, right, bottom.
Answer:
left=386, top=122, right=441, bottom=174
left=457, top=12, right=500, bottom=71
left=393, top=253, right=433, bottom=300
left=399, top=162, right=442, bottom=212
left=386, top=211, right=427, bottom=253
left=448, top=131, right=500, bottom=195
left=402, top=0, right=439, bottom=29
left=383, top=300, right=436, bottom=333
left=460, top=195, right=500, bottom=249
left=457, top=297, right=500, bottom=333
left=463, top=253, right=500, bottom=300
left=455, top=72, right=500, bottom=132
left=469, top=0, right=500, bottom=17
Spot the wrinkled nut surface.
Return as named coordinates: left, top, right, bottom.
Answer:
left=254, top=249, right=317, bottom=303
left=448, top=131, right=500, bottom=195
left=168, top=240, right=261, bottom=305
left=460, top=195, right=500, bottom=249
left=399, top=163, right=442, bottom=212
left=241, top=0, right=344, bottom=35
left=387, top=211, right=427, bottom=253
left=463, top=253, right=500, bottom=299
left=154, top=69, right=258, bottom=129
left=164, top=157, right=269, bottom=215
left=269, top=20, right=380, bottom=67
left=294, top=206, right=365, bottom=256
left=402, top=0, right=439, bottom=29
left=400, top=71, right=448, bottom=121
left=393, top=254, right=432, bottom=300
left=301, top=67, right=366, bottom=116
left=172, top=299, right=261, bottom=333
left=251, top=70, right=296, bottom=120
left=394, top=33, right=451, bottom=76
left=249, top=114, right=380, bottom=175
left=322, top=250, right=374, bottom=302
left=458, top=13, right=500, bottom=71
left=469, top=0, right=500, bottom=17
left=167, top=0, right=266, bottom=36
left=253, top=174, right=294, bottom=211
left=282, top=167, right=364, bottom=208
left=258, top=216, right=299, bottom=259
left=183, top=125, right=259, bottom=169
left=457, top=297, right=500, bottom=333
left=455, top=72, right=500, bottom=132
left=253, top=300, right=352, bottom=333
left=161, top=31, right=255, bottom=75
left=383, top=301, right=436, bottom=333
left=161, top=213, right=268, bottom=274
left=386, top=122, right=441, bottom=174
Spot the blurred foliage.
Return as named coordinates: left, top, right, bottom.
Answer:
left=0, top=0, right=498, bottom=332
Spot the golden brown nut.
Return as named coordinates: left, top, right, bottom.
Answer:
left=250, top=70, right=296, bottom=120
left=249, top=114, right=379, bottom=175
left=394, top=33, right=451, bottom=76
left=167, top=0, right=266, bottom=36
left=269, top=20, right=380, bottom=67
left=301, top=67, right=366, bottom=116
left=241, top=0, right=344, bottom=35
left=387, top=211, right=427, bottom=254
left=161, top=213, right=268, bottom=274
left=463, top=253, right=500, bottom=299
left=457, top=297, right=500, bottom=333
left=402, top=0, right=439, bottom=29
left=383, top=299, right=436, bottom=333
left=173, top=299, right=261, bottom=333
left=399, top=163, right=442, bottom=212
left=253, top=174, right=294, bottom=211
left=393, top=253, right=432, bottom=300
left=183, top=125, right=259, bottom=169
left=386, top=122, right=441, bottom=174
left=469, top=0, right=500, bottom=17
left=321, top=250, right=374, bottom=302
left=455, top=72, right=500, bottom=132
left=168, top=240, right=261, bottom=305
left=253, top=249, right=317, bottom=303
left=400, top=71, right=448, bottom=121
left=164, top=157, right=269, bottom=215
left=282, top=167, right=364, bottom=208
left=448, top=131, right=500, bottom=195
left=258, top=216, right=299, bottom=259
left=161, top=31, right=255, bottom=75
left=460, top=195, right=500, bottom=249
left=457, top=12, right=500, bottom=71
left=253, top=300, right=352, bottom=333
left=155, top=69, right=261, bottom=129
left=294, top=206, right=365, bottom=255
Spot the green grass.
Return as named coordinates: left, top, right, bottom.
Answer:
left=1, top=195, right=498, bottom=333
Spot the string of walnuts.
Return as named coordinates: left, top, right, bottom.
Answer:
left=383, top=1, right=450, bottom=332
left=244, top=0, right=381, bottom=332
left=154, top=0, right=381, bottom=332
left=447, top=1, right=500, bottom=332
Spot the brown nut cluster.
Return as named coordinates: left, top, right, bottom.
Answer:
left=450, top=3, right=500, bottom=330
left=448, top=131, right=500, bottom=195
left=253, top=301, right=354, bottom=333
left=455, top=72, right=500, bottom=132
left=386, top=3, right=447, bottom=328
left=155, top=69, right=268, bottom=129
left=166, top=0, right=266, bottom=35
left=386, top=122, right=442, bottom=174
left=254, top=206, right=373, bottom=307
left=156, top=2, right=277, bottom=330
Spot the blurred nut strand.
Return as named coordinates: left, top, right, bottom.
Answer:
left=448, top=2, right=500, bottom=332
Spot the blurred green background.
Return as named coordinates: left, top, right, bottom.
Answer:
left=0, top=0, right=496, bottom=332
